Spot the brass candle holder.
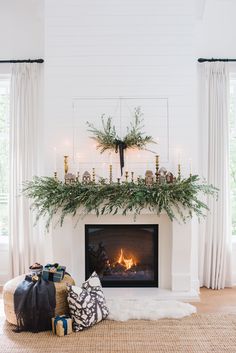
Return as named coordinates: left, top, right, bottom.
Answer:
left=125, top=171, right=129, bottom=182
left=155, top=155, right=160, bottom=183
left=178, top=164, right=181, bottom=179
left=92, top=168, right=96, bottom=182
left=76, top=171, right=80, bottom=182
left=64, top=155, right=69, bottom=175
left=131, top=171, right=134, bottom=183
left=109, top=164, right=113, bottom=183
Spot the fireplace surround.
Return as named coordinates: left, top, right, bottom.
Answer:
left=50, top=212, right=200, bottom=301
left=85, top=224, right=158, bottom=287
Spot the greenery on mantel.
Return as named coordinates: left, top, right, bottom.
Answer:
left=23, top=175, right=217, bottom=230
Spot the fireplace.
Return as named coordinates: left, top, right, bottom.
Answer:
left=85, top=224, right=158, bottom=287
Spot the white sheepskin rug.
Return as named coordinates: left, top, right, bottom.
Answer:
left=107, top=299, right=196, bottom=321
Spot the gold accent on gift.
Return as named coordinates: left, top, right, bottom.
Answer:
left=32, top=275, right=39, bottom=282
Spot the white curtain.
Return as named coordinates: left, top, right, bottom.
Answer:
left=9, top=63, right=43, bottom=277
left=199, top=62, right=232, bottom=289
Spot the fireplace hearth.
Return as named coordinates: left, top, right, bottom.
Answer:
left=85, top=224, right=158, bottom=287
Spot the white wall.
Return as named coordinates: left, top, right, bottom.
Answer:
left=195, top=0, right=236, bottom=58
left=44, top=0, right=198, bottom=178
left=0, top=0, right=44, bottom=62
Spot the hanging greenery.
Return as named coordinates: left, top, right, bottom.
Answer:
left=86, top=107, right=156, bottom=174
left=87, top=106, right=155, bottom=152
left=23, top=175, right=217, bottom=230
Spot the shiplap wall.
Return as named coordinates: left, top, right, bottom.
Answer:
left=44, top=0, right=197, bottom=179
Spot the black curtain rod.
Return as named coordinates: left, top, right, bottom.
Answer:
left=198, top=58, right=236, bottom=63
left=0, top=59, right=44, bottom=63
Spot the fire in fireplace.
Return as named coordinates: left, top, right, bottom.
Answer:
left=85, top=224, right=158, bottom=287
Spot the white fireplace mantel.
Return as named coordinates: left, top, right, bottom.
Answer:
left=49, top=211, right=200, bottom=302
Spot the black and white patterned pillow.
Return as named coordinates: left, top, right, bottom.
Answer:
left=67, top=272, right=109, bottom=331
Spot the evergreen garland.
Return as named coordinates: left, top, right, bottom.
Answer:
left=23, top=175, right=217, bottom=230
left=86, top=107, right=155, bottom=153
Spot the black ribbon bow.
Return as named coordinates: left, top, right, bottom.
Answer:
left=115, top=139, right=127, bottom=176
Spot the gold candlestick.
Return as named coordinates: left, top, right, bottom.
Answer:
left=64, top=155, right=69, bottom=174
left=131, top=171, right=134, bottom=183
left=92, top=168, right=96, bottom=182
left=54, top=172, right=58, bottom=181
left=125, top=171, right=129, bottom=182
left=155, top=155, right=160, bottom=183
left=76, top=171, right=80, bottom=182
left=178, top=163, right=181, bottom=179
left=109, top=164, right=113, bottom=183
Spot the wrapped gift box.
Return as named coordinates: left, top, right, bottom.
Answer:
left=52, top=315, right=72, bottom=337
left=42, top=264, right=66, bottom=283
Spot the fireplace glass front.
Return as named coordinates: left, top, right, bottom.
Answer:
left=85, top=224, right=158, bottom=287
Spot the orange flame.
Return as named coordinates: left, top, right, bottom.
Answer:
left=117, top=248, right=136, bottom=270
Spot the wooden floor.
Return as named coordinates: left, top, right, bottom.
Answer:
left=194, top=287, right=236, bottom=314
left=1, top=286, right=236, bottom=313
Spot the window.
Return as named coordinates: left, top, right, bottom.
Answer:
left=0, top=77, right=10, bottom=241
left=230, top=75, right=236, bottom=236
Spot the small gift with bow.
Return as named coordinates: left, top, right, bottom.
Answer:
left=52, top=315, right=72, bottom=337
left=42, top=263, right=66, bottom=282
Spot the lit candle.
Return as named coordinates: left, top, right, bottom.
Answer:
left=77, top=152, right=80, bottom=172
left=53, top=147, right=57, bottom=172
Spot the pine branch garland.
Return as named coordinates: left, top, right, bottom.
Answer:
left=23, top=175, right=218, bottom=230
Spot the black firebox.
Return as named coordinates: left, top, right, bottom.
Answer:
left=85, top=224, right=158, bottom=287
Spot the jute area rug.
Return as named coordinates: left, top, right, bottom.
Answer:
left=1, top=314, right=236, bottom=353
